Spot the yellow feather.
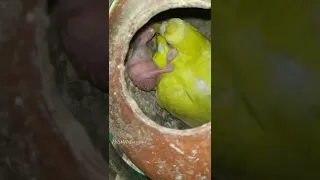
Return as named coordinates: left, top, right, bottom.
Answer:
left=152, top=18, right=211, bottom=127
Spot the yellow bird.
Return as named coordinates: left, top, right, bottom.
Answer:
left=152, top=18, right=211, bottom=127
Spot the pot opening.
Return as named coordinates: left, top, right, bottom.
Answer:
left=124, top=8, right=211, bottom=130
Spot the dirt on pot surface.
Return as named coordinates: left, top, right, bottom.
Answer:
left=0, top=0, right=109, bottom=179
left=0, top=0, right=39, bottom=179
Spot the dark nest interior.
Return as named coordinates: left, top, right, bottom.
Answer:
left=125, top=8, right=211, bottom=130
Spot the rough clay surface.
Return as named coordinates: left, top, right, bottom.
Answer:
left=0, top=0, right=108, bottom=179
left=0, top=0, right=37, bottom=179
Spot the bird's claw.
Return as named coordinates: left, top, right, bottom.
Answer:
left=166, top=49, right=178, bottom=62
left=139, top=26, right=155, bottom=45
left=160, top=21, right=168, bottom=36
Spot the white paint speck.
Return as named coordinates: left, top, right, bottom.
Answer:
left=117, top=65, right=121, bottom=69
left=170, top=143, right=184, bottom=155
left=156, top=160, right=166, bottom=176
left=157, top=160, right=166, bottom=168
left=187, top=170, right=194, bottom=175
left=193, top=158, right=199, bottom=163
left=196, top=173, right=207, bottom=180
left=191, top=149, right=197, bottom=155
left=188, top=156, right=195, bottom=161
left=175, top=174, right=182, bottom=180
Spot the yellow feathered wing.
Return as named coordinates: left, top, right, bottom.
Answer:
left=152, top=18, right=211, bottom=127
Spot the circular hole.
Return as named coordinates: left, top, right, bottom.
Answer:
left=124, top=8, right=211, bottom=130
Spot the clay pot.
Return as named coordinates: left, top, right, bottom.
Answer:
left=109, top=0, right=211, bottom=179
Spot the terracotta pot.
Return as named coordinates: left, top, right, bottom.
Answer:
left=109, top=0, right=211, bottom=179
